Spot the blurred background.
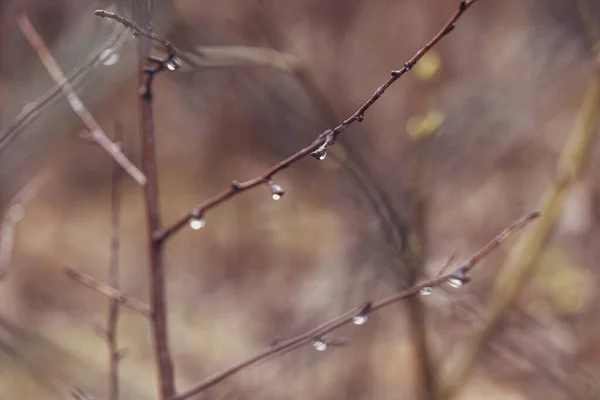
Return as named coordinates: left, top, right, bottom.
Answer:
left=0, top=0, right=599, bottom=399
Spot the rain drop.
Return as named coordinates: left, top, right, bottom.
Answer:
left=420, top=287, right=433, bottom=296
left=311, top=147, right=327, bottom=161
left=189, top=215, right=206, bottom=230
left=313, top=339, right=327, bottom=351
left=269, top=182, right=285, bottom=200
left=165, top=57, right=181, bottom=71
left=352, top=315, right=368, bottom=325
left=100, top=48, right=120, bottom=66
left=447, top=277, right=464, bottom=288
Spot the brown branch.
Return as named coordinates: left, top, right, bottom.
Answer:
left=94, top=6, right=180, bottom=399
left=15, top=13, right=147, bottom=186
left=175, top=210, right=539, bottom=399
left=64, top=266, right=151, bottom=317
left=131, top=3, right=176, bottom=399
left=107, top=123, right=124, bottom=400
left=157, top=0, right=480, bottom=243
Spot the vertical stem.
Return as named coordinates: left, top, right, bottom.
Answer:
left=107, top=123, right=123, bottom=400
left=134, top=3, right=176, bottom=399
left=404, top=137, right=435, bottom=400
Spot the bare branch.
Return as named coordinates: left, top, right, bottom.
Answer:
left=64, top=266, right=151, bottom=317
left=127, top=3, right=177, bottom=399
left=157, top=0, right=481, bottom=243
left=175, top=210, right=539, bottom=399
left=15, top=13, right=147, bottom=186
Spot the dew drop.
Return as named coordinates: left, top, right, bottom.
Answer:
left=189, top=215, right=206, bottom=230
left=352, top=315, right=368, bottom=325
left=100, top=48, right=120, bottom=66
left=311, top=148, right=327, bottom=161
left=313, top=339, right=327, bottom=351
left=269, top=182, right=285, bottom=200
left=420, top=287, right=433, bottom=296
left=447, top=277, right=464, bottom=288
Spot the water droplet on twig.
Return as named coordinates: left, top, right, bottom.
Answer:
left=420, top=287, right=433, bottom=296
left=100, top=48, right=120, bottom=66
left=447, top=277, right=464, bottom=288
left=312, top=148, right=327, bottom=160
left=189, top=215, right=206, bottom=230
left=269, top=181, right=285, bottom=200
left=312, top=339, right=327, bottom=351
left=165, top=57, right=181, bottom=71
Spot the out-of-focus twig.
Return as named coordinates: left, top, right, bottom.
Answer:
left=0, top=26, right=128, bottom=152
left=578, top=0, right=600, bottom=52
left=158, top=0, right=481, bottom=242
left=437, top=34, right=600, bottom=400
left=106, top=123, right=124, bottom=400
left=64, top=266, right=151, bottom=317
left=0, top=171, right=52, bottom=280
left=71, top=388, right=95, bottom=400
left=15, top=13, right=147, bottom=186
left=175, top=210, right=539, bottom=399
left=177, top=45, right=299, bottom=72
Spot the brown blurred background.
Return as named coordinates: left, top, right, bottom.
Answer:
left=1, top=0, right=599, bottom=399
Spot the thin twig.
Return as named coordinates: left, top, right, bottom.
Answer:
left=94, top=9, right=180, bottom=97
left=94, top=9, right=176, bottom=55
left=157, top=0, right=480, bottom=243
left=15, top=13, right=147, bottom=186
left=0, top=171, right=52, bottom=280
left=175, top=210, right=539, bottom=399
left=107, top=123, right=124, bottom=400
left=64, top=266, right=151, bottom=316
